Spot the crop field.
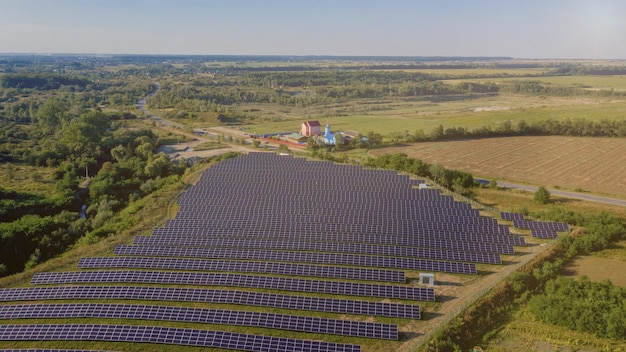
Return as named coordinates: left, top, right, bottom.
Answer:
left=372, top=136, right=626, bottom=198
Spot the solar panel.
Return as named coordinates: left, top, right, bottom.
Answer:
left=114, top=245, right=478, bottom=274
left=78, top=257, right=406, bottom=282
left=150, top=226, right=523, bottom=251
left=500, top=211, right=525, bottom=221
left=131, top=236, right=502, bottom=264
left=0, top=286, right=420, bottom=318
left=0, top=303, right=398, bottom=340
left=0, top=324, right=362, bottom=352
left=30, top=271, right=435, bottom=301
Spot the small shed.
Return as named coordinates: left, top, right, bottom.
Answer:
left=418, top=273, right=436, bottom=286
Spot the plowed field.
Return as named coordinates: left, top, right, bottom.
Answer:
left=372, top=136, right=626, bottom=198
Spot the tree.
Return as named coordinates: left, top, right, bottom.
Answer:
left=36, top=97, right=70, bottom=134
left=534, top=186, right=551, bottom=204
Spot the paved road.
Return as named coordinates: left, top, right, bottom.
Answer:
left=477, top=179, right=626, bottom=207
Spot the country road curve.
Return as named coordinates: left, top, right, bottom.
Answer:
left=476, top=179, right=626, bottom=207
left=136, top=83, right=184, bottom=130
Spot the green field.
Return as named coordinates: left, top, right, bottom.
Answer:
left=239, top=98, right=626, bottom=136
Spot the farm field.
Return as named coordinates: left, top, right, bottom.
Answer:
left=372, top=136, right=626, bottom=199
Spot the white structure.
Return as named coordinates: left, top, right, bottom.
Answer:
left=418, top=273, right=436, bottom=286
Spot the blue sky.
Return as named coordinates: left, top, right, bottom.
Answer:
left=1, top=0, right=625, bottom=58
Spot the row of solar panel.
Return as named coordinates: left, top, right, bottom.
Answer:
left=168, top=217, right=503, bottom=232
left=530, top=228, right=558, bottom=239
left=0, top=324, right=361, bottom=352
left=174, top=208, right=492, bottom=220
left=193, top=169, right=419, bottom=178
left=173, top=209, right=486, bottom=223
left=513, top=219, right=569, bottom=231
left=164, top=215, right=505, bottom=228
left=163, top=219, right=509, bottom=236
left=179, top=190, right=448, bottom=198
left=114, top=245, right=478, bottom=274
left=0, top=303, right=397, bottom=340
left=178, top=199, right=473, bottom=210
left=78, top=257, right=407, bottom=282
left=170, top=215, right=502, bottom=233
left=0, top=286, right=420, bottom=318
left=150, top=227, right=525, bottom=248
left=500, top=211, right=525, bottom=221
left=31, top=271, right=436, bottom=301
left=131, top=237, right=502, bottom=264
left=192, top=175, right=421, bottom=183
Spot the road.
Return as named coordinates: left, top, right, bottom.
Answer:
left=476, top=179, right=626, bottom=207
left=136, top=83, right=184, bottom=130
left=136, top=85, right=265, bottom=160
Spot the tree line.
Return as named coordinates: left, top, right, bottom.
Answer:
left=0, top=73, right=91, bottom=90
left=385, top=117, right=626, bottom=145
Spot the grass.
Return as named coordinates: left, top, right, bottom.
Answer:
left=473, top=187, right=626, bottom=219
left=445, top=74, right=626, bottom=91
left=482, top=308, right=626, bottom=352
left=0, top=163, right=58, bottom=194
left=235, top=95, right=626, bottom=137
left=193, top=141, right=228, bottom=151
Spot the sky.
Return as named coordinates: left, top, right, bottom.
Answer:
left=1, top=0, right=625, bottom=59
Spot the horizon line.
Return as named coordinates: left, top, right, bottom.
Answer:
left=1, top=53, right=625, bottom=61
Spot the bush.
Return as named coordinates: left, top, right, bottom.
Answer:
left=534, top=186, right=551, bottom=204
left=528, top=277, right=626, bottom=340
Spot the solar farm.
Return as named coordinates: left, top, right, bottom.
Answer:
left=0, top=152, right=569, bottom=351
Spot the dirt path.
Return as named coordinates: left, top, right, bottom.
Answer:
left=398, top=239, right=552, bottom=351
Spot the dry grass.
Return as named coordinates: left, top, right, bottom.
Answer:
left=373, top=136, right=626, bottom=199
left=561, top=255, right=626, bottom=287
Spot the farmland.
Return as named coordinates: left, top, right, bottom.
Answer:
left=372, top=136, right=626, bottom=198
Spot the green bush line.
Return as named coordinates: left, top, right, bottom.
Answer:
left=422, top=208, right=626, bottom=351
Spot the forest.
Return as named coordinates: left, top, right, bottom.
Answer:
left=0, top=62, right=186, bottom=276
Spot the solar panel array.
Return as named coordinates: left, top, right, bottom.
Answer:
left=0, top=324, right=361, bottom=352
left=113, top=244, right=478, bottom=274
left=0, top=303, right=397, bottom=340
left=0, top=286, right=420, bottom=318
left=1, top=152, right=529, bottom=349
left=150, top=227, right=522, bottom=251
left=131, top=236, right=502, bottom=264
left=500, top=211, right=525, bottom=221
left=78, top=257, right=406, bottom=282
left=31, top=271, right=435, bottom=301
left=509, top=214, right=569, bottom=239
